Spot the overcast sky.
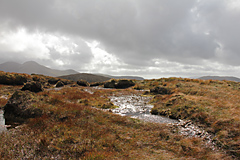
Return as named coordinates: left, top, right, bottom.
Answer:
left=0, top=0, right=240, bottom=78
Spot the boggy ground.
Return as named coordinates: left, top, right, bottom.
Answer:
left=0, top=72, right=238, bottom=159
left=139, top=78, right=240, bottom=158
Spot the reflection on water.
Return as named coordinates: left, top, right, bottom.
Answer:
left=0, top=110, right=6, bottom=133
left=109, top=95, right=178, bottom=124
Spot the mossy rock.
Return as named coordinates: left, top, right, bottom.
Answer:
left=0, top=72, right=28, bottom=85
left=48, top=78, right=60, bottom=84
left=104, top=79, right=135, bottom=89
left=115, top=80, right=135, bottom=89
left=4, top=90, right=42, bottom=123
left=56, top=81, right=64, bottom=87
left=77, top=79, right=89, bottom=87
left=104, top=80, right=116, bottom=88
left=21, top=81, right=43, bottom=93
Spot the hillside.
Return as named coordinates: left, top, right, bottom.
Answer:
left=58, top=73, right=111, bottom=83
left=0, top=61, right=78, bottom=77
left=96, top=73, right=144, bottom=80
left=198, top=76, right=240, bottom=82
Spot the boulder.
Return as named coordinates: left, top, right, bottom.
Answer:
left=48, top=78, right=59, bottom=84
left=4, top=90, right=42, bottom=123
left=77, top=79, right=89, bottom=87
left=104, top=79, right=135, bottom=89
left=21, top=81, right=43, bottom=93
left=115, top=80, right=135, bottom=89
left=150, top=87, right=172, bottom=95
left=56, top=81, right=64, bottom=88
left=0, top=72, right=28, bottom=85
left=104, top=80, right=116, bottom=88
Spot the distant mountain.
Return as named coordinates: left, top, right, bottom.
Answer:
left=198, top=76, right=240, bottom=82
left=58, top=73, right=111, bottom=83
left=0, top=61, right=79, bottom=77
left=96, top=74, right=144, bottom=80
left=0, top=61, right=21, bottom=72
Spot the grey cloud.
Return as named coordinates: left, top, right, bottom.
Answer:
left=45, top=37, right=93, bottom=70
left=0, top=0, right=204, bottom=65
left=195, top=0, right=240, bottom=65
left=0, top=0, right=239, bottom=77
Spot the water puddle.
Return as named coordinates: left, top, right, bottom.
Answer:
left=108, top=94, right=216, bottom=149
left=0, top=110, right=7, bottom=133
left=109, top=95, right=178, bottom=124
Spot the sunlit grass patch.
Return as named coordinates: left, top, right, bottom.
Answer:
left=0, top=98, right=8, bottom=108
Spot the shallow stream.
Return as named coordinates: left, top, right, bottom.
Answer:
left=0, top=110, right=6, bottom=133
left=109, top=95, right=178, bottom=124
left=108, top=94, right=216, bottom=149
left=0, top=87, right=217, bottom=149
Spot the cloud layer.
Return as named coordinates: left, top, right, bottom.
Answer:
left=0, top=0, right=240, bottom=78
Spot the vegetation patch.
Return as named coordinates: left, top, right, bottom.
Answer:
left=0, top=71, right=30, bottom=85
left=0, top=72, right=238, bottom=159
left=146, top=78, right=240, bottom=157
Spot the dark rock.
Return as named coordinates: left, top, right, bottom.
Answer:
left=0, top=72, right=28, bottom=85
left=115, top=80, right=135, bottom=89
left=21, top=81, right=43, bottom=93
left=104, top=79, right=135, bottom=89
left=56, top=81, right=64, bottom=88
left=104, top=80, right=116, bottom=88
left=48, top=78, right=59, bottom=84
left=62, top=79, right=74, bottom=85
left=150, top=87, right=172, bottom=95
left=4, top=90, right=42, bottom=123
left=90, top=82, right=103, bottom=87
left=77, top=79, right=89, bottom=87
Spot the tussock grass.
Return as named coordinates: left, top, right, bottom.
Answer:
left=146, top=78, right=240, bottom=158
left=0, top=73, right=237, bottom=159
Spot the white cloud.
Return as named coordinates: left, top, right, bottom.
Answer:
left=227, top=0, right=240, bottom=10
left=0, top=0, right=240, bottom=78
left=85, top=41, right=126, bottom=73
left=0, top=28, right=50, bottom=59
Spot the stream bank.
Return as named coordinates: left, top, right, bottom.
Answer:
left=109, top=94, right=178, bottom=124
left=108, top=93, right=217, bottom=150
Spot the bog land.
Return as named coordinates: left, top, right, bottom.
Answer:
left=0, top=71, right=239, bottom=159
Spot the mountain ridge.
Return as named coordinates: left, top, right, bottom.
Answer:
left=0, top=61, right=145, bottom=81
left=0, top=61, right=79, bottom=77
left=198, top=76, right=240, bottom=82
left=58, top=73, right=111, bottom=83
left=95, top=73, right=144, bottom=80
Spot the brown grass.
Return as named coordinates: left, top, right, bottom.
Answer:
left=147, top=78, right=240, bottom=158
left=0, top=74, right=237, bottom=159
